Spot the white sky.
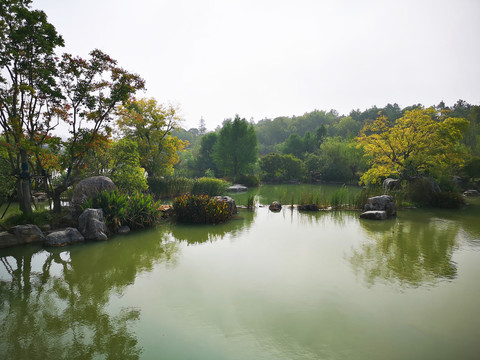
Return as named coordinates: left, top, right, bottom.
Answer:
left=33, top=0, right=480, bottom=130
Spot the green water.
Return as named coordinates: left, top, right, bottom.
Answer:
left=1, top=193, right=480, bottom=359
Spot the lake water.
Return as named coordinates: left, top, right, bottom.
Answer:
left=1, top=187, right=480, bottom=359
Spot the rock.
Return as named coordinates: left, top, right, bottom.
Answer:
left=117, top=225, right=131, bottom=234
left=71, top=176, right=116, bottom=215
left=269, top=201, right=282, bottom=212
left=228, top=184, right=248, bottom=192
left=9, top=224, right=46, bottom=243
left=360, top=210, right=388, bottom=220
left=78, top=208, right=108, bottom=241
left=383, top=178, right=400, bottom=193
left=297, top=204, right=319, bottom=211
left=158, top=205, right=174, bottom=218
left=463, top=189, right=480, bottom=197
left=214, top=196, right=237, bottom=215
left=0, top=232, right=20, bottom=249
left=364, top=195, right=396, bottom=217
left=44, top=228, right=85, bottom=247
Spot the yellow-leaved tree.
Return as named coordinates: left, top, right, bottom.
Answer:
left=116, top=98, right=188, bottom=178
left=356, top=108, right=470, bottom=185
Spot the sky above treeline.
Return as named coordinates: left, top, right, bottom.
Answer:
left=33, top=0, right=480, bottom=130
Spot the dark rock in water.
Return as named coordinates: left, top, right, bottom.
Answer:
left=228, top=184, right=248, bottom=192
left=117, top=225, right=131, bottom=234
left=360, top=210, right=388, bottom=220
left=269, top=201, right=282, bottom=212
left=463, top=189, right=479, bottom=197
left=78, top=208, right=108, bottom=241
left=71, top=176, right=116, bottom=215
left=214, top=196, right=237, bottom=215
left=297, top=204, right=319, bottom=211
left=9, top=224, right=45, bottom=243
left=0, top=232, right=21, bottom=249
left=44, top=228, right=84, bottom=246
left=364, top=195, right=396, bottom=217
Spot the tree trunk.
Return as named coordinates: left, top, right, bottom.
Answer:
left=18, top=150, right=32, bottom=214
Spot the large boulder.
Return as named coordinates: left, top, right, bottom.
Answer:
left=71, top=176, right=116, bottom=215
left=360, top=210, right=388, bottom=220
left=363, top=195, right=396, bottom=217
left=269, top=201, right=282, bottom=212
left=0, top=232, right=22, bottom=249
left=78, top=208, right=108, bottom=241
left=214, top=196, right=237, bottom=215
left=44, top=228, right=85, bottom=247
left=0, top=224, right=46, bottom=249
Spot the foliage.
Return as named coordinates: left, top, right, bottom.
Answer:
left=147, top=176, right=194, bottom=198
left=235, top=174, right=260, bottom=187
left=191, top=177, right=230, bottom=196
left=1, top=209, right=52, bottom=228
left=406, top=177, right=465, bottom=208
left=259, top=153, right=306, bottom=182
left=0, top=0, right=65, bottom=213
left=318, top=138, right=365, bottom=182
left=213, top=115, right=258, bottom=177
left=193, top=132, right=218, bottom=177
left=82, top=138, right=147, bottom=193
left=172, top=194, right=232, bottom=224
left=116, top=98, right=187, bottom=178
left=463, top=157, right=480, bottom=179
left=81, top=190, right=161, bottom=231
left=356, top=108, right=470, bottom=185
left=0, top=142, right=15, bottom=203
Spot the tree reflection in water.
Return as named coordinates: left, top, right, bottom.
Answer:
left=350, top=215, right=459, bottom=287
left=0, top=233, right=179, bottom=360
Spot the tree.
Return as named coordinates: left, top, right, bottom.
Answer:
left=116, top=98, right=187, bottom=178
left=356, top=108, right=470, bottom=185
left=281, top=133, right=305, bottom=158
left=213, top=115, right=258, bottom=178
left=0, top=0, right=64, bottom=213
left=194, top=132, right=218, bottom=176
left=41, top=50, right=145, bottom=212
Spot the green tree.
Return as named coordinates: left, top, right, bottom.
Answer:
left=194, top=132, right=218, bottom=177
left=117, top=98, right=187, bottom=179
left=356, top=108, right=470, bottom=184
left=281, top=133, right=305, bottom=158
left=213, top=115, right=258, bottom=178
left=0, top=0, right=64, bottom=214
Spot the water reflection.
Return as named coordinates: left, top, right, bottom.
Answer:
left=350, top=214, right=459, bottom=287
left=166, top=210, right=256, bottom=245
left=0, top=233, right=179, bottom=360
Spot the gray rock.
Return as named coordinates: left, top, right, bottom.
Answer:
left=71, top=176, right=116, bottom=215
left=117, top=225, right=131, bottom=234
left=364, top=195, right=396, bottom=216
left=228, top=184, right=248, bottom=192
left=9, top=224, right=45, bottom=243
left=214, top=196, right=237, bottom=215
left=0, top=232, right=20, bottom=249
left=44, top=228, right=85, bottom=247
left=78, top=208, right=108, bottom=241
left=297, top=204, right=319, bottom=211
left=463, top=189, right=479, bottom=197
left=269, top=201, right=282, bottom=212
left=383, top=178, right=400, bottom=193
left=360, top=210, right=388, bottom=220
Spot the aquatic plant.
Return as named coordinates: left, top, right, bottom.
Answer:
left=191, top=177, right=230, bottom=196
left=173, top=194, right=232, bottom=224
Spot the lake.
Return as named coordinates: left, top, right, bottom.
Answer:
left=1, top=185, right=480, bottom=359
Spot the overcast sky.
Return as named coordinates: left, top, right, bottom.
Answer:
left=33, top=0, right=480, bottom=130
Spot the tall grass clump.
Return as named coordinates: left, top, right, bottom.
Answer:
left=247, top=194, right=256, bottom=209
left=191, top=177, right=230, bottom=196
left=82, top=190, right=162, bottom=231
left=173, top=194, right=232, bottom=224
left=329, top=185, right=349, bottom=209
left=148, top=176, right=194, bottom=198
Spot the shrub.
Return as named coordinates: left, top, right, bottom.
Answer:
left=148, top=176, right=193, bottom=198
left=235, top=174, right=260, bottom=187
left=173, top=194, right=232, bottom=224
left=191, top=177, right=230, bottom=196
left=82, top=190, right=162, bottom=231
left=1, top=209, right=52, bottom=228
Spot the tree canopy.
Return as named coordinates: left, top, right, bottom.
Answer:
left=356, top=108, right=470, bottom=184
